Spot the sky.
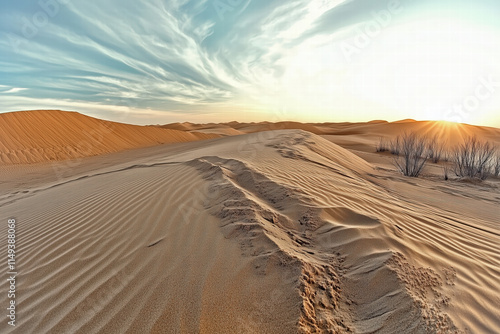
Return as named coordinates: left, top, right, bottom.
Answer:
left=1, top=0, right=500, bottom=126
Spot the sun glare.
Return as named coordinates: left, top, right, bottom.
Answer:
left=267, top=17, right=500, bottom=126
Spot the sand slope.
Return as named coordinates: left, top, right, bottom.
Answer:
left=165, top=120, right=500, bottom=162
left=1, top=127, right=498, bottom=333
left=165, top=119, right=500, bottom=148
left=161, top=123, right=244, bottom=136
left=0, top=110, right=218, bottom=164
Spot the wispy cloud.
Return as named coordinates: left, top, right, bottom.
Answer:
left=2, top=87, right=27, bottom=94
left=0, top=0, right=499, bottom=125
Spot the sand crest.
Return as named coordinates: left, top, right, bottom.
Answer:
left=0, top=110, right=218, bottom=164
left=0, top=111, right=498, bottom=333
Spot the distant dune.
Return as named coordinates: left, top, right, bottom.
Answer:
left=367, top=120, right=389, bottom=124
left=162, top=122, right=244, bottom=136
left=164, top=118, right=500, bottom=149
left=2, top=110, right=499, bottom=165
left=159, top=122, right=194, bottom=131
left=235, top=121, right=325, bottom=135
left=392, top=118, right=417, bottom=123
left=0, top=110, right=218, bottom=164
left=0, top=110, right=499, bottom=333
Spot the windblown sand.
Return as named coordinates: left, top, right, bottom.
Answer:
left=0, top=110, right=498, bottom=333
left=0, top=110, right=217, bottom=164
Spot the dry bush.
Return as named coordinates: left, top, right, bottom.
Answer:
left=443, top=151, right=450, bottom=162
left=393, top=132, right=428, bottom=177
left=376, top=137, right=389, bottom=152
left=443, top=165, right=450, bottom=180
left=427, top=135, right=445, bottom=163
left=452, top=136, right=496, bottom=180
left=492, top=154, right=500, bottom=177
left=389, top=136, right=401, bottom=155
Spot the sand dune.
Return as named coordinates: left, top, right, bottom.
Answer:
left=166, top=119, right=500, bottom=153
left=4, top=111, right=494, bottom=166
left=161, top=123, right=244, bottom=136
left=233, top=121, right=325, bottom=135
left=391, top=119, right=417, bottom=123
left=0, top=111, right=499, bottom=333
left=159, top=122, right=194, bottom=131
left=1, top=113, right=499, bottom=333
left=164, top=118, right=500, bottom=142
left=0, top=110, right=218, bottom=164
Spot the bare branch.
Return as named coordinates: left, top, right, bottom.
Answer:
left=392, top=132, right=428, bottom=177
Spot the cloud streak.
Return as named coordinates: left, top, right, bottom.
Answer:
left=1, top=0, right=499, bottom=125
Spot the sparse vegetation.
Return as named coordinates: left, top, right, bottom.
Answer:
left=389, top=136, right=401, bottom=156
left=393, top=132, right=428, bottom=177
left=452, top=136, right=496, bottom=180
left=443, top=152, right=450, bottom=162
left=493, top=155, right=500, bottom=177
left=376, top=137, right=389, bottom=152
left=376, top=132, right=498, bottom=181
left=443, top=164, right=450, bottom=181
left=427, top=135, right=445, bottom=163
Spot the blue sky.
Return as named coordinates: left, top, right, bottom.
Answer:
left=1, top=0, right=499, bottom=126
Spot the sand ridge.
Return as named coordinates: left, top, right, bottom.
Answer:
left=0, top=110, right=219, bottom=164
left=165, top=119, right=500, bottom=148
left=0, top=111, right=499, bottom=333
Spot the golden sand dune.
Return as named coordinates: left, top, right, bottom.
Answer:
left=391, top=119, right=417, bottom=123
left=0, top=114, right=499, bottom=333
left=161, top=122, right=244, bottom=136
left=160, top=122, right=196, bottom=131
left=168, top=120, right=500, bottom=156
left=234, top=121, right=324, bottom=135
left=170, top=119, right=500, bottom=147
left=0, top=110, right=218, bottom=164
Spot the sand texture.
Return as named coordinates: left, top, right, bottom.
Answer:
left=0, top=110, right=218, bottom=164
left=0, top=110, right=498, bottom=333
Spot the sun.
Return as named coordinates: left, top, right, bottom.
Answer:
left=434, top=120, right=461, bottom=127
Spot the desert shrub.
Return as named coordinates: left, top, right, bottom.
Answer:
left=443, top=151, right=450, bottom=162
left=492, top=154, right=500, bottom=177
left=452, top=136, right=496, bottom=180
left=427, top=135, right=445, bottom=163
left=393, top=132, right=428, bottom=177
left=389, top=136, right=401, bottom=155
left=376, top=137, right=389, bottom=152
left=443, top=164, right=452, bottom=181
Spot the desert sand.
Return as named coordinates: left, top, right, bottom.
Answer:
left=0, top=110, right=499, bottom=333
left=0, top=110, right=218, bottom=164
